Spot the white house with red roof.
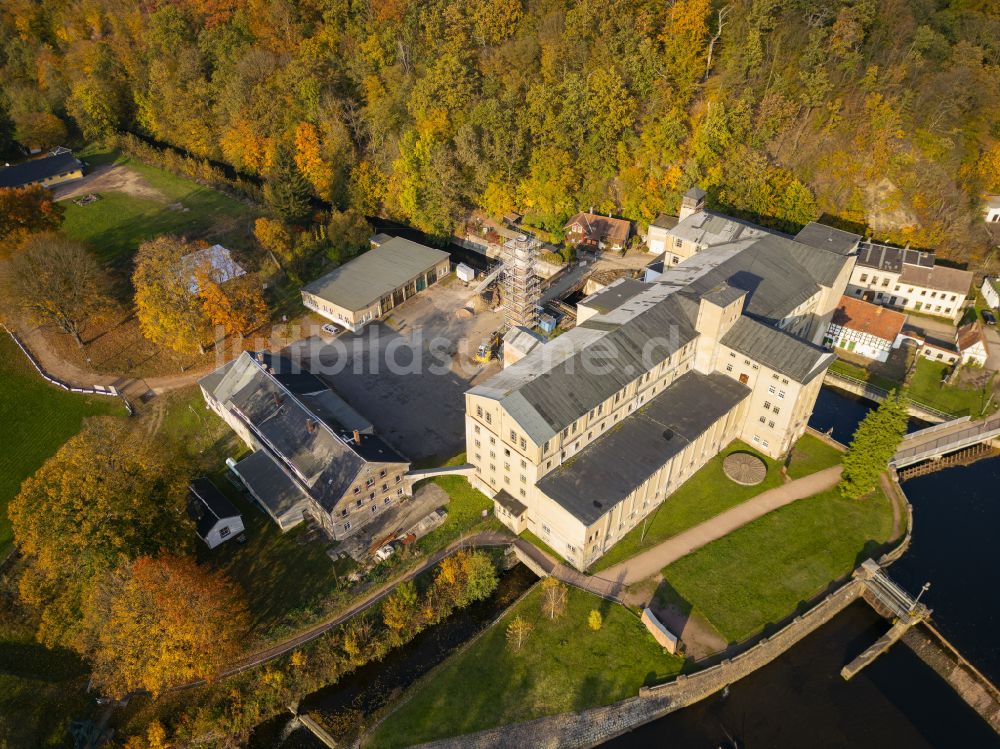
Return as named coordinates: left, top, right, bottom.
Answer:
left=825, top=295, right=906, bottom=362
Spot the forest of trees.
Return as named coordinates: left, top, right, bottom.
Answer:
left=0, top=0, right=998, bottom=265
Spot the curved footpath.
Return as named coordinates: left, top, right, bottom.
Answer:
left=171, top=467, right=847, bottom=690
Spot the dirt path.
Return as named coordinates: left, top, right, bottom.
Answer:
left=53, top=164, right=168, bottom=203
left=12, top=318, right=212, bottom=397
left=596, top=465, right=845, bottom=586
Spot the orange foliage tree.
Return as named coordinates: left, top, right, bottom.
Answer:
left=0, top=185, right=64, bottom=253
left=196, top=265, right=268, bottom=337
left=83, top=553, right=250, bottom=697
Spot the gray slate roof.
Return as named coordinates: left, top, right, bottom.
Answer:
left=794, top=222, right=861, bottom=256
left=303, top=237, right=449, bottom=312
left=721, top=317, right=830, bottom=383
left=579, top=278, right=648, bottom=314
left=537, top=371, right=750, bottom=525
left=470, top=284, right=699, bottom=444
left=856, top=242, right=933, bottom=273
left=233, top=450, right=309, bottom=522
left=203, top=352, right=406, bottom=512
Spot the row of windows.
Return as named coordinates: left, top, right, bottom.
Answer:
left=856, top=275, right=960, bottom=302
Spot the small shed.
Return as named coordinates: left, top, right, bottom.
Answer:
left=456, top=263, right=476, bottom=283
left=188, top=478, right=244, bottom=549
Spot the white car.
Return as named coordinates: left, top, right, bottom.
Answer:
left=321, top=323, right=341, bottom=337
left=374, top=544, right=395, bottom=562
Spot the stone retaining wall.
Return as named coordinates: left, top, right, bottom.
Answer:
left=901, top=624, right=1000, bottom=732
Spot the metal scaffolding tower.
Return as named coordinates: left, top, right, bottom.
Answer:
left=500, top=235, right=540, bottom=329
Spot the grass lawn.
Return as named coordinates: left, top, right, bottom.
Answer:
left=907, top=358, right=995, bottom=417
left=155, top=386, right=351, bottom=636
left=367, top=586, right=684, bottom=747
left=828, top=357, right=901, bottom=392
left=590, top=441, right=784, bottom=573
left=63, top=146, right=256, bottom=267
left=0, top=335, right=126, bottom=556
left=661, top=487, right=895, bottom=643
left=413, top=454, right=500, bottom=554
left=785, top=433, right=843, bottom=479
left=0, top=612, right=91, bottom=747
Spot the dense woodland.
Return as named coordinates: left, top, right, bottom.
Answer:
left=1, top=0, right=999, bottom=266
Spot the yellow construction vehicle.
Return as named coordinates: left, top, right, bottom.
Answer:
left=474, top=330, right=503, bottom=363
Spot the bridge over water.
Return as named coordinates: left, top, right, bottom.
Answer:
left=891, top=413, right=1000, bottom=469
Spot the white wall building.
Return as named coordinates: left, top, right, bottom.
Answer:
left=824, top=296, right=906, bottom=363
left=845, top=242, right=973, bottom=322
left=982, top=277, right=1000, bottom=309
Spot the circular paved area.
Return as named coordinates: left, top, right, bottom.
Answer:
left=723, top=452, right=767, bottom=485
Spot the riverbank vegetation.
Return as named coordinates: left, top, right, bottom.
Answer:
left=590, top=435, right=842, bottom=572
left=658, top=486, right=895, bottom=643
left=367, top=585, right=684, bottom=748
left=840, top=393, right=909, bottom=498
left=112, top=549, right=500, bottom=747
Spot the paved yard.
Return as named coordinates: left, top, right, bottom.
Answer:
left=286, top=277, right=503, bottom=463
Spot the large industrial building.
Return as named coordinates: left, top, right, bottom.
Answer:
left=301, top=236, right=451, bottom=332
left=465, top=200, right=852, bottom=570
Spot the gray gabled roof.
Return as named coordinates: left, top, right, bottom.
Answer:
left=188, top=478, right=241, bottom=539
left=721, top=317, right=831, bottom=384
left=203, top=352, right=406, bottom=512
left=302, top=237, right=449, bottom=312
left=233, top=450, right=309, bottom=522
left=537, top=371, right=750, bottom=526
left=470, top=285, right=699, bottom=444
left=578, top=278, right=648, bottom=314
left=794, top=222, right=861, bottom=256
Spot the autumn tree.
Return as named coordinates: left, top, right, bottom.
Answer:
left=196, top=264, right=268, bottom=337
left=382, top=580, right=418, bottom=644
left=839, top=391, right=909, bottom=499
left=82, top=554, right=250, bottom=697
left=254, top=217, right=294, bottom=267
left=294, top=121, right=336, bottom=201
left=133, top=235, right=212, bottom=354
left=588, top=609, right=603, bottom=631
left=3, top=232, right=113, bottom=347
left=326, top=208, right=372, bottom=264
left=0, top=96, right=13, bottom=157
left=8, top=418, right=190, bottom=650
left=0, top=186, right=64, bottom=252
left=264, top=145, right=312, bottom=224
left=13, top=112, right=68, bottom=151
left=506, top=615, right=533, bottom=651
left=540, top=577, right=567, bottom=620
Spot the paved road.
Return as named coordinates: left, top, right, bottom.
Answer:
left=596, top=465, right=844, bottom=586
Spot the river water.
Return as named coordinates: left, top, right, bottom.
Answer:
left=606, top=386, right=1000, bottom=748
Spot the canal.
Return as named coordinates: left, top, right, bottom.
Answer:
left=607, top=385, right=1000, bottom=748
left=250, top=562, right=538, bottom=748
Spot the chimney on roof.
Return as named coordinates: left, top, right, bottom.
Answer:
left=353, top=429, right=361, bottom=444
left=272, top=391, right=282, bottom=407
left=256, top=351, right=264, bottom=363
left=306, top=419, right=316, bottom=434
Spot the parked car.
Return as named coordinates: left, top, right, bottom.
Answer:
left=321, top=323, right=341, bottom=337
left=983, top=309, right=997, bottom=325
left=374, top=544, right=395, bottom=562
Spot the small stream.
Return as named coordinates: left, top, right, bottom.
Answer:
left=249, top=562, right=538, bottom=748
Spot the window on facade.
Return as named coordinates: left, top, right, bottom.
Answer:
left=675, top=238, right=682, bottom=247
left=344, top=522, right=351, bottom=531
left=859, top=274, right=868, bottom=282
left=369, top=492, right=375, bottom=500
left=768, top=385, right=776, bottom=393
left=476, top=406, right=483, bottom=417
left=773, top=407, right=780, bottom=415
left=520, top=438, right=527, bottom=450
left=366, top=477, right=375, bottom=487
left=762, top=440, right=770, bottom=448
left=759, top=416, right=766, bottom=423
left=520, top=459, right=527, bottom=468
left=381, top=483, right=388, bottom=492
left=753, top=435, right=760, bottom=443
left=354, top=486, right=360, bottom=494
left=520, top=489, right=527, bottom=497
left=489, top=464, right=495, bottom=472
left=379, top=469, right=386, bottom=478
left=474, top=425, right=480, bottom=434
left=778, top=390, right=786, bottom=399
left=510, top=429, right=517, bottom=442
left=485, top=413, right=492, bottom=423
left=504, top=462, right=510, bottom=471
left=397, top=488, right=403, bottom=495
left=395, top=475, right=401, bottom=483
left=504, top=448, right=511, bottom=457
left=520, top=474, right=527, bottom=483
left=768, top=420, right=775, bottom=428
left=542, top=525, right=551, bottom=534
left=726, top=363, right=733, bottom=372
left=764, top=401, right=771, bottom=409
left=356, top=499, right=363, bottom=507
left=371, top=504, right=378, bottom=514
left=489, top=436, right=495, bottom=445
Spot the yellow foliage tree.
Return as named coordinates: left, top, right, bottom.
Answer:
left=196, top=264, right=268, bottom=337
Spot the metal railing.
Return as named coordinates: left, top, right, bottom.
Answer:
left=824, top=370, right=959, bottom=422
